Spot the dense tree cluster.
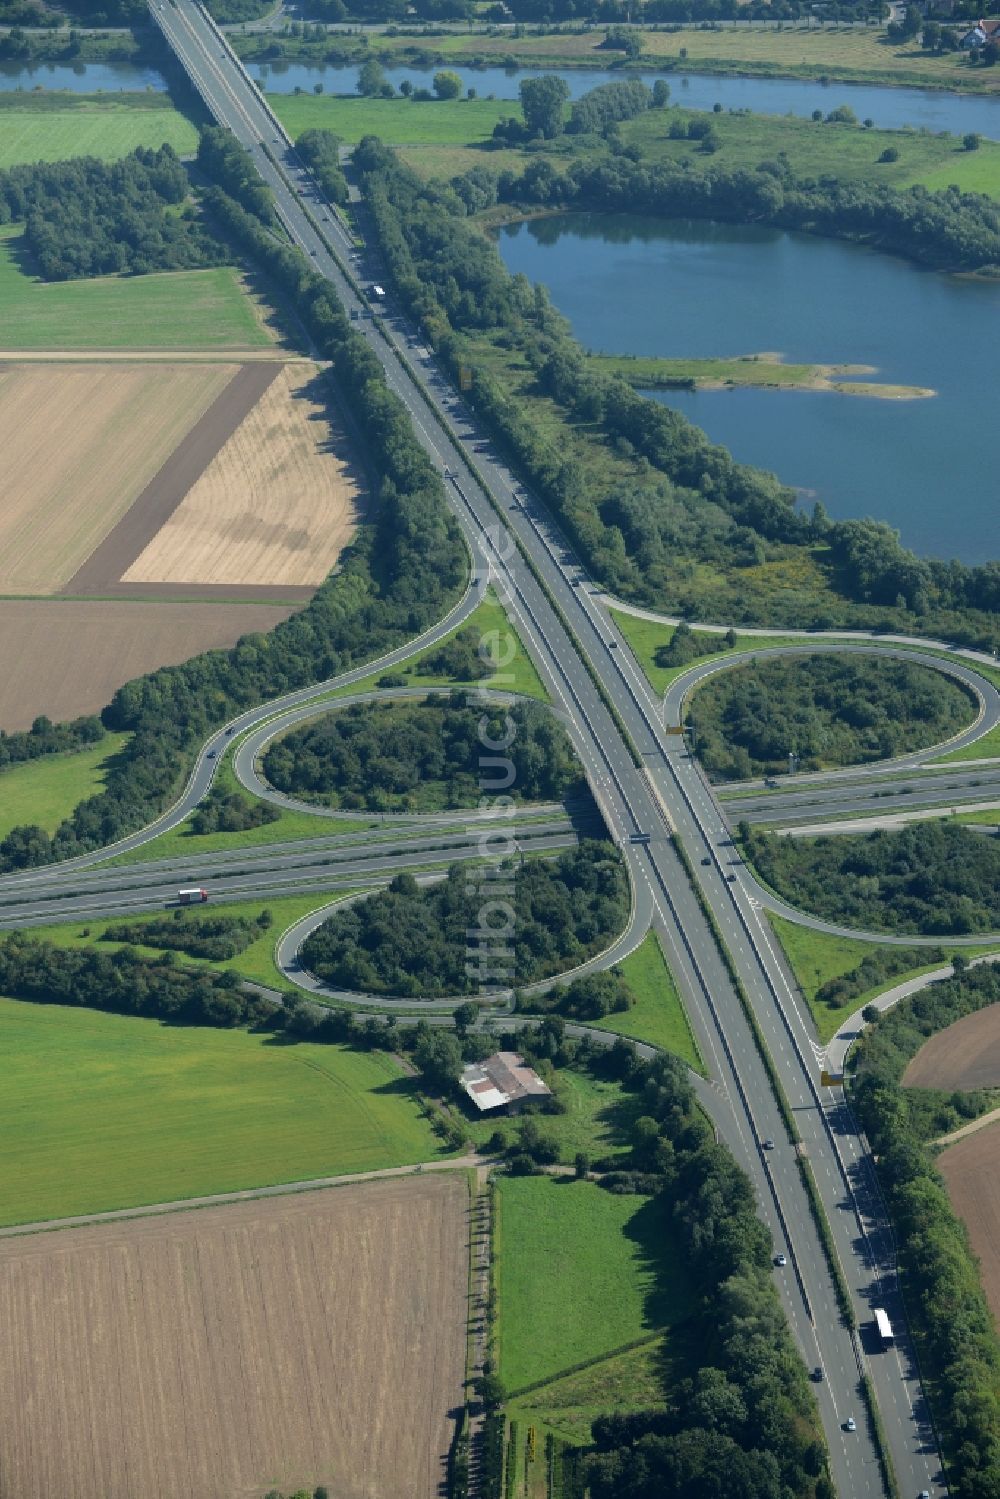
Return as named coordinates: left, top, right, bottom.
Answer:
left=103, top=907, right=273, bottom=961
left=355, top=140, right=999, bottom=650
left=688, top=654, right=975, bottom=779
left=814, top=943, right=947, bottom=1014
left=851, top=963, right=1000, bottom=1497
left=188, top=787, right=280, bottom=835
left=655, top=621, right=735, bottom=669
left=418, top=626, right=494, bottom=682
left=196, top=126, right=275, bottom=224
left=300, top=841, right=628, bottom=996
left=294, top=127, right=348, bottom=206
left=0, top=147, right=222, bottom=279
left=262, top=692, right=582, bottom=812
left=743, top=821, right=1000, bottom=935
left=528, top=967, right=635, bottom=1019
left=0, top=713, right=105, bottom=771
left=569, top=78, right=653, bottom=136
left=0, top=149, right=465, bottom=873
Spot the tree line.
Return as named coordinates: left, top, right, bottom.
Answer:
left=687, top=654, right=975, bottom=780
left=0, top=147, right=223, bottom=279
left=294, top=127, right=348, bottom=206
left=0, top=713, right=106, bottom=772
left=188, top=787, right=280, bottom=835
left=299, top=842, right=629, bottom=996
left=103, top=906, right=273, bottom=961
left=262, top=692, right=583, bottom=813
left=851, top=962, right=1000, bottom=1497
left=0, top=131, right=466, bottom=873
left=742, top=820, right=1000, bottom=936
left=353, top=138, right=1000, bottom=653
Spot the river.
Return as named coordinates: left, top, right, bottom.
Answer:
left=496, top=213, right=1000, bottom=565
left=5, top=55, right=1000, bottom=139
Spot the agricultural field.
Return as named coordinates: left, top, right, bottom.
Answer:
left=123, top=362, right=364, bottom=589
left=493, top=1175, right=693, bottom=1391
left=0, top=598, right=296, bottom=731
left=0, top=91, right=198, bottom=168
left=270, top=90, right=511, bottom=144
left=903, top=1000, right=1000, bottom=1091
left=0, top=994, right=443, bottom=1226
left=0, top=734, right=129, bottom=842
left=0, top=1174, right=468, bottom=1499
left=0, top=361, right=236, bottom=593
left=508, top=1336, right=672, bottom=1447
left=0, top=225, right=275, bottom=351
left=939, top=1123, right=1000, bottom=1326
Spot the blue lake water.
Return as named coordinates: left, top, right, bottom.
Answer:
left=496, top=213, right=1000, bottom=565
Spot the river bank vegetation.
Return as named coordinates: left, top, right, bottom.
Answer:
left=263, top=692, right=582, bottom=811
left=687, top=654, right=976, bottom=780
left=588, top=349, right=934, bottom=398
left=300, top=842, right=628, bottom=995
left=742, top=820, right=1000, bottom=935
left=850, top=962, right=1000, bottom=1497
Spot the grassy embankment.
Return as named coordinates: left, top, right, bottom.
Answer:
left=20, top=891, right=359, bottom=990
left=0, top=224, right=273, bottom=350
left=0, top=991, right=440, bottom=1226
left=767, top=911, right=1000, bottom=1043
left=494, top=1174, right=694, bottom=1424
left=594, top=930, right=704, bottom=1065
left=0, top=90, right=198, bottom=168
left=0, top=733, right=129, bottom=842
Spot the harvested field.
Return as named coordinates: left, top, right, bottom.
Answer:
left=123, top=362, right=365, bottom=589
left=0, top=1174, right=469, bottom=1499
left=940, top=1124, right=1000, bottom=1324
left=0, top=361, right=237, bottom=594
left=0, top=599, right=296, bottom=731
left=903, top=1002, right=1000, bottom=1091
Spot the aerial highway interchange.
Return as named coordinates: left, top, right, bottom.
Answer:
left=5, top=6, right=1000, bottom=1491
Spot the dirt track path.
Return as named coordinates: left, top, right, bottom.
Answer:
left=0, top=1155, right=483, bottom=1240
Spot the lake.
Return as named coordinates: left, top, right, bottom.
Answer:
left=496, top=213, right=1000, bottom=565
left=5, top=55, right=1000, bottom=139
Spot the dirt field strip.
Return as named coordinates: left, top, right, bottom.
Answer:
left=0, top=362, right=237, bottom=594
left=0, top=598, right=297, bottom=731
left=123, top=362, right=365, bottom=590
left=0, top=1175, right=469, bottom=1499
left=903, top=985, right=1000, bottom=1091
left=940, top=1123, right=1000, bottom=1325
left=0, top=350, right=318, bottom=362
left=65, top=361, right=282, bottom=594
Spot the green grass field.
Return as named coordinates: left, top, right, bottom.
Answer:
left=0, top=225, right=273, bottom=349
left=270, top=90, right=511, bottom=145
left=767, top=912, right=1000, bottom=1042
left=595, top=931, right=704, bottom=1067
left=494, top=1174, right=694, bottom=1390
left=508, top=1337, right=672, bottom=1447
left=609, top=610, right=804, bottom=693
left=23, top=891, right=362, bottom=990
left=0, top=92, right=199, bottom=168
left=467, top=1066, right=634, bottom=1163
left=0, top=994, right=441, bottom=1226
left=933, top=721, right=1000, bottom=764
left=0, top=733, right=129, bottom=841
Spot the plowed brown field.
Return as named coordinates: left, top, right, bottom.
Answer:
left=0, top=362, right=236, bottom=593
left=123, top=362, right=364, bottom=588
left=0, top=599, right=296, bottom=730
left=940, top=1124, right=1000, bottom=1322
left=903, top=1003, right=1000, bottom=1091
left=0, top=1174, right=468, bottom=1499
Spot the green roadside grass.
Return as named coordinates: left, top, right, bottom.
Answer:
left=102, top=804, right=373, bottom=867
left=0, top=733, right=129, bottom=841
left=0, top=224, right=274, bottom=349
left=0, top=91, right=199, bottom=168
left=610, top=609, right=803, bottom=693
left=932, top=721, right=1000, bottom=764
left=494, top=1174, right=694, bottom=1390
left=591, top=930, right=704, bottom=1069
left=0, top=992, right=442, bottom=1227
left=21, top=891, right=363, bottom=990
left=956, top=808, right=1000, bottom=825
left=767, top=911, right=1000, bottom=1043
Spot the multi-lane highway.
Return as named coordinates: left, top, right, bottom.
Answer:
left=35, top=3, right=966, bottom=1489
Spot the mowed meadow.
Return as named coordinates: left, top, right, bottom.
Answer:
left=0, top=997, right=442, bottom=1226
